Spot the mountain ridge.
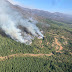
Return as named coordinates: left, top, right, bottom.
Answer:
left=14, top=5, right=72, bottom=24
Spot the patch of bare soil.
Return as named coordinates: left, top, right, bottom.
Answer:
left=54, top=38, right=63, bottom=53
left=52, top=37, right=63, bottom=53
left=70, top=52, right=72, bottom=55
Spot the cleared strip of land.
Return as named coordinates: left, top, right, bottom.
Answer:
left=0, top=53, right=53, bottom=61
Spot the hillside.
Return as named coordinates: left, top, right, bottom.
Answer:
left=14, top=5, right=72, bottom=24
left=0, top=18, right=72, bottom=72
left=0, top=0, right=72, bottom=72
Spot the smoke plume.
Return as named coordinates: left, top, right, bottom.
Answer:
left=0, top=0, right=44, bottom=45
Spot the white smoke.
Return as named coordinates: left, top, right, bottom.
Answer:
left=0, top=0, right=44, bottom=45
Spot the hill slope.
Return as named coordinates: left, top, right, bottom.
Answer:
left=0, top=0, right=72, bottom=72
left=14, top=5, right=72, bottom=24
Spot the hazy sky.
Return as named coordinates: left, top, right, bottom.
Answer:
left=12, top=0, right=72, bottom=15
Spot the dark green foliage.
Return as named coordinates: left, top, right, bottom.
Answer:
left=0, top=55, right=72, bottom=72
left=0, top=36, right=34, bottom=56
left=0, top=18, right=72, bottom=72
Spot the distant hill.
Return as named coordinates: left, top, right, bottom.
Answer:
left=6, top=0, right=72, bottom=24
left=14, top=5, right=72, bottom=24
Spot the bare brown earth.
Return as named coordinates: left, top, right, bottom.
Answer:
left=54, top=38, right=63, bottom=53
left=55, top=38, right=63, bottom=50
left=0, top=53, right=53, bottom=61
left=47, top=32, right=63, bottom=52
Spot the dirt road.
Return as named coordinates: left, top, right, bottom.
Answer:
left=0, top=53, right=53, bottom=61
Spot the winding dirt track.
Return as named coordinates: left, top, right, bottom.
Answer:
left=54, top=38, right=63, bottom=52
left=0, top=53, right=53, bottom=61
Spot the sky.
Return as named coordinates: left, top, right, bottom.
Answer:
left=11, top=0, right=72, bottom=15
